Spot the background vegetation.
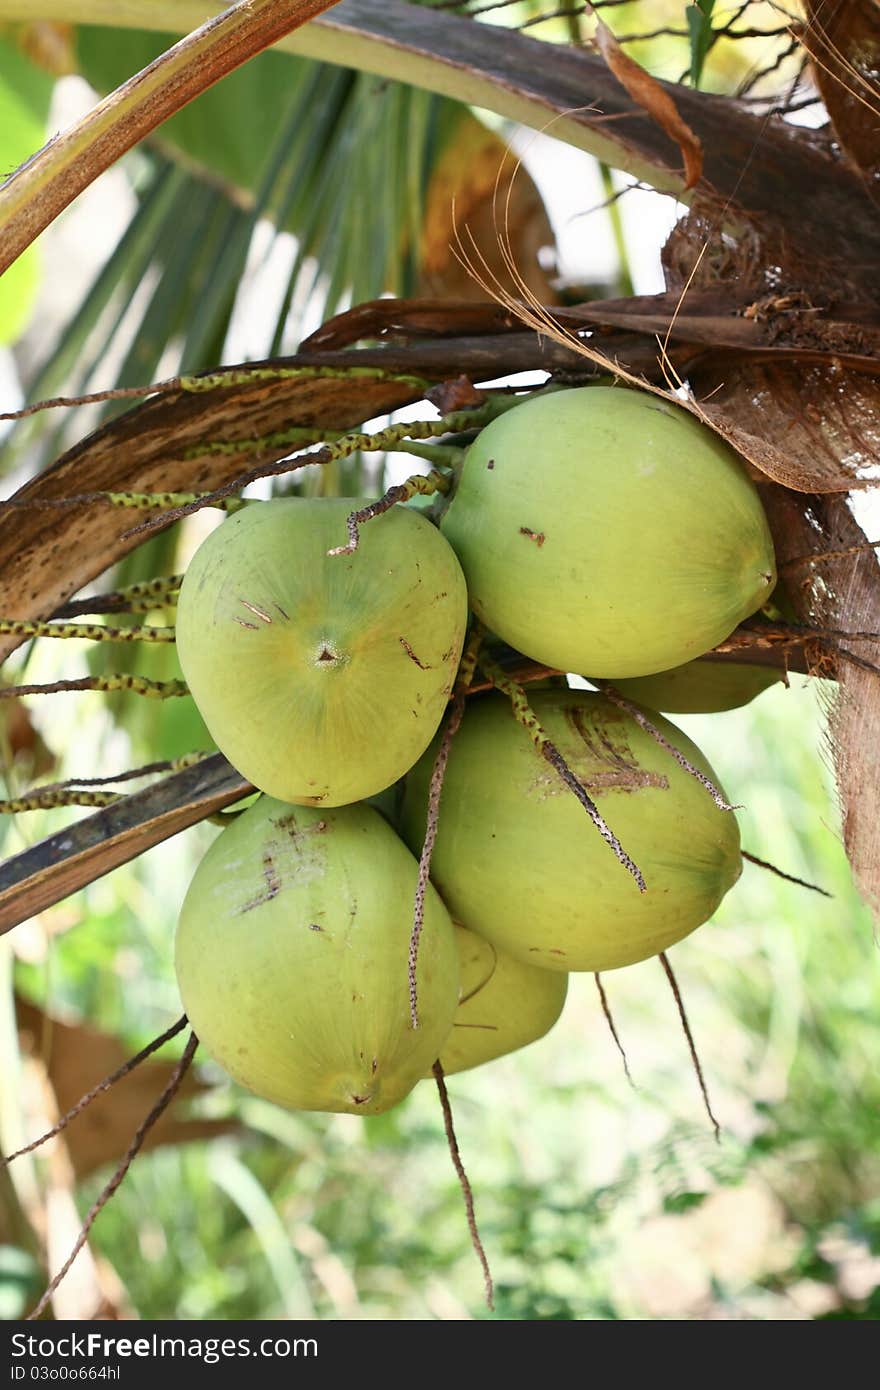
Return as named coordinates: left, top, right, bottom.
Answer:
left=1, top=1, right=878, bottom=1320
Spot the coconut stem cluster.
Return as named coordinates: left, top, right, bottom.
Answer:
left=1, top=384, right=780, bottom=1120
left=165, top=383, right=776, bottom=1113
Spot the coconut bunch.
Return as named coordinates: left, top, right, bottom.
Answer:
left=173, top=385, right=777, bottom=1117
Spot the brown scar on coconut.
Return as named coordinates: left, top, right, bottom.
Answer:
left=480, top=654, right=647, bottom=892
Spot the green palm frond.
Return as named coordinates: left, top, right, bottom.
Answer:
left=7, top=28, right=473, bottom=477
left=73, top=26, right=451, bottom=323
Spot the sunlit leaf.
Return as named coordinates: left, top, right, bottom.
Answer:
left=0, top=36, right=52, bottom=342
left=686, top=1, right=716, bottom=89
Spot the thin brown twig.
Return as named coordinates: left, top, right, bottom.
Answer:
left=769, top=52, right=810, bottom=115
left=594, top=974, right=635, bottom=1087
left=518, top=6, right=586, bottom=33
left=568, top=177, right=650, bottom=222
left=741, top=91, right=820, bottom=111
left=0, top=380, right=183, bottom=422
left=27, top=1032, right=199, bottom=1321
left=716, top=0, right=752, bottom=35
left=118, top=450, right=318, bottom=541
left=432, top=1061, right=494, bottom=1311
left=3, top=1017, right=188, bottom=1166
left=833, top=646, right=880, bottom=678
left=430, top=0, right=517, bottom=14
left=54, top=579, right=184, bottom=620
left=742, top=849, right=831, bottom=897
left=617, top=20, right=791, bottom=46
left=0, top=676, right=188, bottom=700
left=762, top=0, right=801, bottom=23
left=736, top=34, right=801, bottom=99
left=615, top=25, right=692, bottom=43
left=23, top=756, right=206, bottom=800
left=721, top=621, right=880, bottom=647
left=659, top=953, right=721, bottom=1142
left=780, top=540, right=880, bottom=573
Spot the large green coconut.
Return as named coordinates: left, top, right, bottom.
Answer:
left=175, top=799, right=460, bottom=1116
left=400, top=690, right=741, bottom=972
left=606, top=658, right=785, bottom=714
left=176, top=498, right=467, bottom=806
left=439, top=386, right=776, bottom=678
left=435, top=924, right=568, bottom=1075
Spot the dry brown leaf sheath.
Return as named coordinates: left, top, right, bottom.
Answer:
left=591, top=12, right=703, bottom=190
left=801, top=0, right=880, bottom=200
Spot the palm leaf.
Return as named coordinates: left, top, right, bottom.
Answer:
left=7, top=0, right=874, bottom=275
left=7, top=28, right=478, bottom=486
left=0, top=1, right=345, bottom=276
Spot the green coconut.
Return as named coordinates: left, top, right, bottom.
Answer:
left=439, top=386, right=777, bottom=678
left=175, top=798, right=460, bottom=1116
left=175, top=498, right=467, bottom=806
left=400, top=690, right=741, bottom=973
left=607, top=658, right=785, bottom=714
left=435, top=924, right=568, bottom=1075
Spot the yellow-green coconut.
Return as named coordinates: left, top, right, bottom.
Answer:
left=606, top=657, right=785, bottom=713
left=175, top=799, right=460, bottom=1115
left=436, top=924, right=568, bottom=1075
left=439, top=386, right=776, bottom=678
left=176, top=498, right=467, bottom=805
left=400, top=690, right=741, bottom=973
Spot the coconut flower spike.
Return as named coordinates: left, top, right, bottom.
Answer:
left=327, top=469, right=452, bottom=557
left=409, top=621, right=485, bottom=1029
left=478, top=652, right=646, bottom=892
